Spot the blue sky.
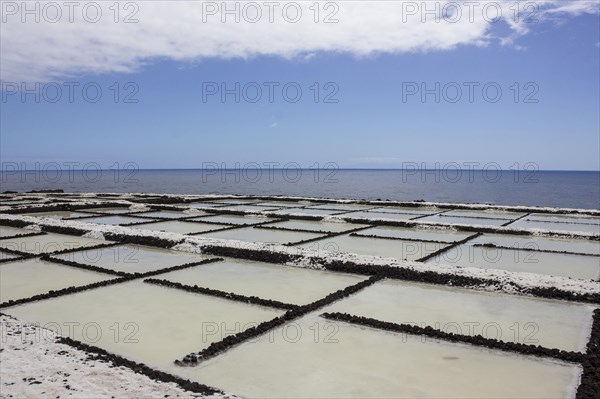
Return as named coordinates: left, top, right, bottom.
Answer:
left=1, top=1, right=599, bottom=170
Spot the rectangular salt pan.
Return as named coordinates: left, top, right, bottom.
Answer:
left=22, top=211, right=95, bottom=219
left=82, top=207, right=138, bottom=214
left=0, top=200, right=37, bottom=205
left=210, top=199, right=261, bottom=205
left=200, top=226, right=325, bottom=245
left=426, top=244, right=600, bottom=280
left=368, top=206, right=440, bottom=215
left=508, top=218, right=600, bottom=234
left=135, top=211, right=191, bottom=219
left=188, top=202, right=226, bottom=209
left=0, top=233, right=107, bottom=254
left=326, top=279, right=596, bottom=352
left=174, top=313, right=581, bottom=399
left=297, top=235, right=449, bottom=261
left=219, top=205, right=278, bottom=212
left=53, top=244, right=208, bottom=274
left=254, top=201, right=302, bottom=208
left=307, top=203, right=376, bottom=211
left=0, top=226, right=31, bottom=238
left=341, top=211, right=417, bottom=221
left=419, top=214, right=511, bottom=227
left=268, top=220, right=366, bottom=233
left=156, top=259, right=367, bottom=306
left=191, top=214, right=277, bottom=225
left=5, top=281, right=283, bottom=370
left=131, top=221, right=229, bottom=235
left=0, top=258, right=114, bottom=302
left=75, top=215, right=150, bottom=226
left=526, top=214, right=600, bottom=225
left=471, top=233, right=600, bottom=255
left=270, top=208, right=344, bottom=217
left=443, top=209, right=525, bottom=220
left=358, top=225, right=472, bottom=243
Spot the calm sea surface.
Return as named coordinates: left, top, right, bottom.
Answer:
left=1, top=169, right=599, bottom=209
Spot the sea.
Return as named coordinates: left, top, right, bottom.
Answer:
left=1, top=169, right=599, bottom=210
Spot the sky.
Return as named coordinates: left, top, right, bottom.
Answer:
left=1, top=0, right=599, bottom=170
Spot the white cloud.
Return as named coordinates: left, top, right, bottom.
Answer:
left=0, top=1, right=597, bottom=82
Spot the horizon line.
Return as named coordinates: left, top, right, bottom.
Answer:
left=2, top=168, right=600, bottom=173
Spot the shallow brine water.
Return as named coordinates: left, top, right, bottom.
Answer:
left=191, top=214, right=277, bottom=225
left=367, top=206, right=440, bottom=215
left=131, top=220, right=229, bottom=235
left=325, top=279, right=596, bottom=352
left=0, top=200, right=38, bottom=206
left=210, top=199, right=262, bottom=205
left=306, top=203, right=376, bottom=211
left=173, top=312, right=581, bottom=399
left=419, top=214, right=511, bottom=227
left=219, top=205, right=279, bottom=212
left=357, top=226, right=472, bottom=243
left=53, top=244, right=208, bottom=274
left=135, top=211, right=191, bottom=219
left=442, top=209, right=525, bottom=220
left=270, top=208, right=346, bottom=217
left=297, top=235, right=449, bottom=261
left=254, top=201, right=305, bottom=208
left=426, top=244, right=600, bottom=280
left=341, top=211, right=418, bottom=222
left=75, top=215, right=150, bottom=226
left=155, top=259, right=367, bottom=306
left=509, top=218, right=600, bottom=234
left=0, top=233, right=107, bottom=254
left=188, top=202, right=227, bottom=209
left=23, top=211, right=96, bottom=219
left=525, top=214, right=600, bottom=225
left=471, top=234, right=600, bottom=255
left=200, top=226, right=325, bottom=245
left=267, top=220, right=366, bottom=233
left=0, top=226, right=31, bottom=238
left=0, top=258, right=114, bottom=302
left=81, top=207, right=139, bottom=214
left=4, top=281, right=283, bottom=370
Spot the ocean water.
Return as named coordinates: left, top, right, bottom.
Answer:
left=1, top=169, right=599, bottom=209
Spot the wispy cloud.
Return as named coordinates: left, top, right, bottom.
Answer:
left=1, top=1, right=597, bottom=82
